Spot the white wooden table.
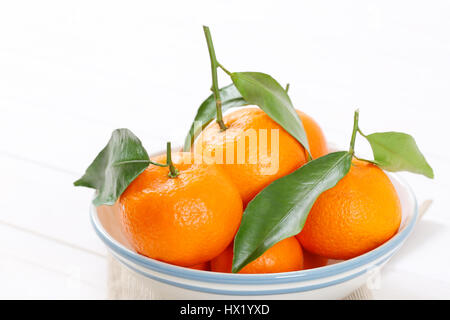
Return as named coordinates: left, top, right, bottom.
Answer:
left=1, top=0, right=449, bottom=299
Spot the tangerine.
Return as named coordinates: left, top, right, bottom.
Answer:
left=297, top=159, right=401, bottom=260
left=194, top=108, right=327, bottom=205
left=302, top=249, right=329, bottom=270
left=119, top=152, right=243, bottom=267
left=188, top=261, right=210, bottom=271
left=211, top=237, right=304, bottom=274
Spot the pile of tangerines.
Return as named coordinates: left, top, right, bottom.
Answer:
left=75, top=26, right=433, bottom=274
left=119, top=108, right=399, bottom=273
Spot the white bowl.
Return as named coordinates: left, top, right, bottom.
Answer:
left=90, top=173, right=418, bottom=300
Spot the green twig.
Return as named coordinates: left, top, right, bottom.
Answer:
left=166, top=142, right=179, bottom=178
left=203, top=26, right=227, bottom=131
left=349, top=109, right=360, bottom=155
left=285, top=83, right=290, bottom=93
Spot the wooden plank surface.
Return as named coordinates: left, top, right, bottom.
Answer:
left=0, top=223, right=107, bottom=299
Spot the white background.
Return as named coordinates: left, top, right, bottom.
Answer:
left=0, top=0, right=449, bottom=299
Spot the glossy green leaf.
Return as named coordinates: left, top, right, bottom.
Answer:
left=232, top=151, right=352, bottom=273
left=231, top=72, right=310, bottom=155
left=364, top=131, right=434, bottom=178
left=74, top=129, right=150, bottom=206
left=183, top=83, right=247, bottom=151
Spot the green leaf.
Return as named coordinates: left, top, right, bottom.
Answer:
left=231, top=72, right=310, bottom=155
left=232, top=151, right=352, bottom=273
left=363, top=132, right=434, bottom=178
left=74, top=129, right=151, bottom=206
left=183, top=83, right=247, bottom=151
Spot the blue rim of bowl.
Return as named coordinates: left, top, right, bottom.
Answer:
left=112, top=251, right=396, bottom=295
left=90, top=174, right=418, bottom=285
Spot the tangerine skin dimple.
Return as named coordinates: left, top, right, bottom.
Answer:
left=119, top=152, right=243, bottom=267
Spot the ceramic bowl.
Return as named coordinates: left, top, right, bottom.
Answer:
left=90, top=173, right=417, bottom=299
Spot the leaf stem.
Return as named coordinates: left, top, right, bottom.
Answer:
left=349, top=109, right=360, bottom=155
left=166, top=142, right=179, bottom=178
left=113, top=159, right=168, bottom=167
left=218, top=63, right=231, bottom=76
left=285, top=83, right=290, bottom=93
left=354, top=155, right=378, bottom=165
left=149, top=160, right=169, bottom=167
left=203, top=25, right=227, bottom=131
left=357, top=128, right=366, bottom=137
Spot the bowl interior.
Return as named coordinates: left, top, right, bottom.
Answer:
left=94, top=172, right=417, bottom=275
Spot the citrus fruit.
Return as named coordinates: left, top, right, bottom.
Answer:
left=211, top=237, right=304, bottom=274
left=119, top=152, right=243, bottom=267
left=297, top=159, right=402, bottom=260
left=297, top=110, right=328, bottom=159
left=302, top=249, right=329, bottom=270
left=194, top=108, right=328, bottom=205
left=188, top=261, right=210, bottom=271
